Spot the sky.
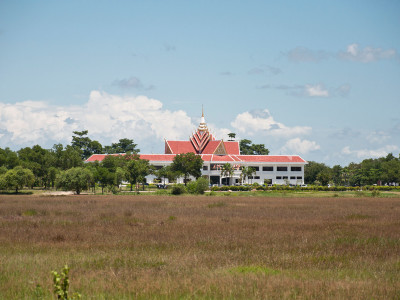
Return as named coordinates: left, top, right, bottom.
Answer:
left=0, top=0, right=399, bottom=166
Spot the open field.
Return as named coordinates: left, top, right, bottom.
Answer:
left=0, top=194, right=399, bottom=299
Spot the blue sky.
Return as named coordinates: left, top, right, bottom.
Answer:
left=1, top=0, right=399, bottom=165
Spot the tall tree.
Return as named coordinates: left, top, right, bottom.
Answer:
left=124, top=155, right=151, bottom=191
left=239, top=139, right=269, bottom=155
left=171, top=153, right=203, bottom=185
left=221, top=163, right=234, bottom=185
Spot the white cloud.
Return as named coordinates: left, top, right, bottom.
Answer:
left=230, top=109, right=311, bottom=137
left=339, top=43, right=397, bottom=63
left=305, top=84, right=329, bottom=97
left=0, top=91, right=195, bottom=150
left=341, top=145, right=399, bottom=159
left=282, top=138, right=320, bottom=154
left=366, top=131, right=391, bottom=144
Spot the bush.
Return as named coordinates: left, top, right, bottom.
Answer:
left=195, top=177, right=209, bottom=194
left=171, top=184, right=186, bottom=195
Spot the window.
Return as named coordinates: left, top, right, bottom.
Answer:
left=290, top=176, right=295, bottom=179
left=262, top=166, right=273, bottom=171
left=153, top=165, right=163, bottom=170
left=248, top=176, right=253, bottom=179
left=254, top=176, right=260, bottom=179
left=291, top=166, right=302, bottom=172
left=297, top=176, right=302, bottom=179
left=276, top=176, right=282, bottom=180
left=249, top=166, right=259, bottom=171
left=283, top=176, right=288, bottom=179
left=203, top=166, right=208, bottom=171
left=277, top=166, right=288, bottom=172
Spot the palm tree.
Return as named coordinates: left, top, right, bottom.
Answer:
left=241, top=166, right=249, bottom=184
left=228, top=133, right=236, bottom=141
left=247, top=167, right=256, bottom=185
left=221, top=163, right=234, bottom=185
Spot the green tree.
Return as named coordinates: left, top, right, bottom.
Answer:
left=221, top=163, right=234, bottom=185
left=239, top=139, right=269, bottom=155
left=228, top=133, right=236, bottom=141
left=0, top=147, right=20, bottom=169
left=2, top=166, right=35, bottom=193
left=71, top=130, right=103, bottom=160
left=124, top=155, right=151, bottom=191
left=304, top=161, right=329, bottom=184
left=111, top=138, right=139, bottom=154
left=96, top=167, right=114, bottom=194
left=56, top=167, right=93, bottom=194
left=171, top=153, right=203, bottom=185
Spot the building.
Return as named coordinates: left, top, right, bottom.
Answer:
left=86, top=112, right=307, bottom=185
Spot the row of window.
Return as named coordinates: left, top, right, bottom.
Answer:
left=155, top=165, right=302, bottom=172
left=203, top=165, right=302, bottom=172
left=248, top=176, right=303, bottom=180
left=276, top=176, right=303, bottom=180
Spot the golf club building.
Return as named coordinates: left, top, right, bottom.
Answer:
left=86, top=112, right=307, bottom=185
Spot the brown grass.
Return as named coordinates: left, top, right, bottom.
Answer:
left=0, top=194, right=399, bottom=299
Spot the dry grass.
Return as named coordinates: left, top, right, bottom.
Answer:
left=0, top=194, right=399, bottom=299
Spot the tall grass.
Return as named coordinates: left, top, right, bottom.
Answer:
left=0, top=195, right=399, bottom=299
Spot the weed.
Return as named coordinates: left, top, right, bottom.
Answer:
left=23, top=209, right=38, bottom=216
left=52, top=265, right=81, bottom=300
left=168, top=215, right=176, bottom=221
left=371, top=190, right=380, bottom=197
left=208, top=201, right=226, bottom=208
left=229, top=266, right=280, bottom=275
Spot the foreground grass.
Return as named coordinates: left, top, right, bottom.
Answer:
left=0, top=195, right=399, bottom=299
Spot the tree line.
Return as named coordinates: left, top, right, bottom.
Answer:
left=0, top=130, right=204, bottom=193
left=1, top=129, right=398, bottom=193
left=304, top=153, right=400, bottom=186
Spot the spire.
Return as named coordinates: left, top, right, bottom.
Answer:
left=198, top=106, right=207, bottom=131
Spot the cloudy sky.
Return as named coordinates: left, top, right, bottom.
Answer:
left=1, top=0, right=399, bottom=165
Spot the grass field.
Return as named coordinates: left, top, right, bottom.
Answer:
left=0, top=194, right=399, bottom=299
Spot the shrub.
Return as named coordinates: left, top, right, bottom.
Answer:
left=171, top=184, right=186, bottom=195
left=195, top=177, right=209, bottom=194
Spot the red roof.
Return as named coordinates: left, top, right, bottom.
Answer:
left=224, top=141, right=240, bottom=155
left=166, top=141, right=196, bottom=154
left=201, top=140, right=220, bottom=154
left=86, top=154, right=306, bottom=164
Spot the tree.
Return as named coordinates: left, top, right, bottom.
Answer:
left=170, top=153, right=203, bottom=185
left=124, top=155, right=151, bottom=191
left=112, top=138, right=139, bottom=154
left=247, top=167, right=256, bottom=184
left=221, top=163, right=234, bottom=185
left=228, top=133, right=236, bottom=141
left=2, top=166, right=35, bottom=193
left=304, top=161, right=329, bottom=184
left=56, top=167, right=93, bottom=195
left=96, top=167, right=114, bottom=194
left=239, top=139, right=269, bottom=155
left=0, top=147, right=20, bottom=169
left=71, top=130, right=103, bottom=160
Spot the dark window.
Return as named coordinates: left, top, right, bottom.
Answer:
left=283, top=176, right=288, bottom=179
left=263, top=166, right=273, bottom=171
left=276, top=176, right=282, bottom=180
left=291, top=166, right=302, bottom=172
left=248, top=176, right=253, bottom=179
left=290, top=176, right=295, bottom=179
left=297, top=176, right=302, bottom=179
left=249, top=166, right=259, bottom=171
left=203, top=166, right=208, bottom=170
left=277, top=166, right=288, bottom=171
left=254, top=176, right=260, bottom=179
left=153, top=165, right=163, bottom=170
